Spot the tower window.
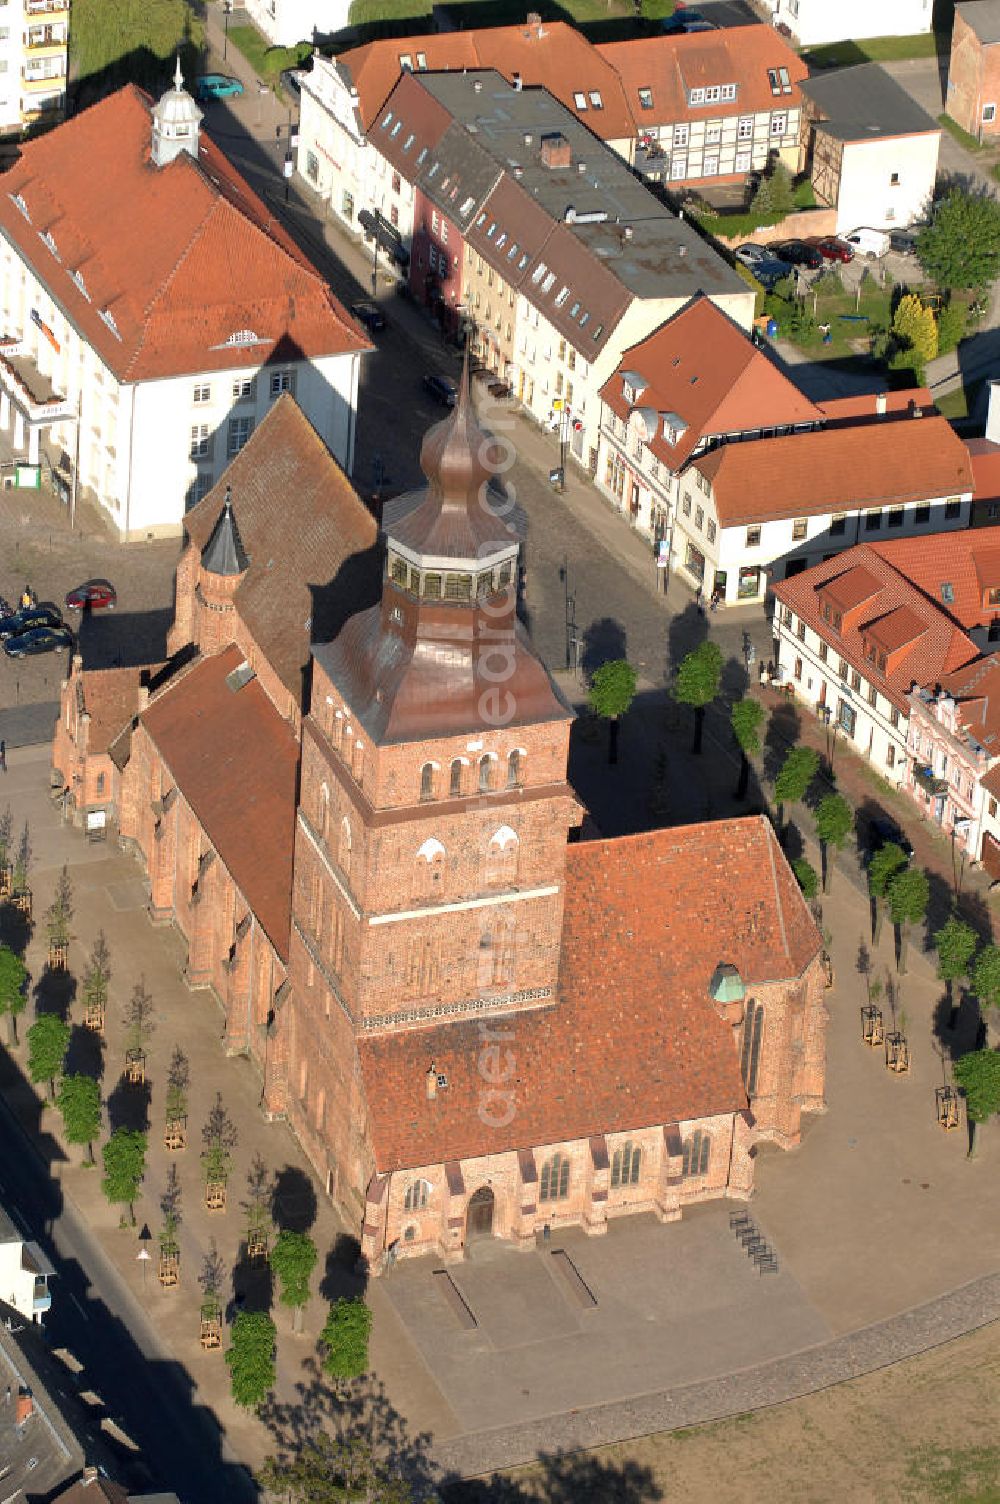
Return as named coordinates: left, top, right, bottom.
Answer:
left=449, top=758, right=464, bottom=797
left=390, top=554, right=408, bottom=586
left=506, top=750, right=521, bottom=788
left=423, top=573, right=442, bottom=600
left=479, top=755, right=494, bottom=792
left=420, top=762, right=435, bottom=801
left=445, top=573, right=473, bottom=602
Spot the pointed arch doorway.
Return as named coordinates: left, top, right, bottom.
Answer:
left=466, top=1186, right=495, bottom=1242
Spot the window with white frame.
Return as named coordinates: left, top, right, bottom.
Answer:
left=771, top=112, right=787, bottom=136
left=737, top=116, right=753, bottom=140
left=985, top=103, right=997, bottom=124
left=269, top=369, right=294, bottom=399
left=227, top=416, right=254, bottom=456
left=190, top=424, right=210, bottom=459
left=674, top=124, right=689, bottom=148
left=193, top=383, right=210, bottom=404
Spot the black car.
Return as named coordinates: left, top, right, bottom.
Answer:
left=771, top=239, right=824, bottom=271
left=0, top=603, right=62, bottom=641
left=662, top=9, right=716, bottom=32
left=3, top=624, right=73, bottom=658
left=867, top=816, right=914, bottom=861
left=350, top=301, right=386, bottom=334
left=423, top=373, right=458, bottom=407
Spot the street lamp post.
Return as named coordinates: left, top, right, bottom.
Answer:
left=559, top=407, right=571, bottom=493
left=223, top=0, right=232, bottom=62
left=371, top=208, right=381, bottom=295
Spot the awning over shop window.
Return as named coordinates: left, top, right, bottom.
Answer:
left=913, top=763, right=949, bottom=796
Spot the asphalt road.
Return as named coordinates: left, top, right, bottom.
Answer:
left=0, top=1089, right=256, bottom=1501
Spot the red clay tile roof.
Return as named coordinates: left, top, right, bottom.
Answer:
left=598, top=25, right=806, bottom=122
left=182, top=396, right=379, bottom=699
left=140, top=646, right=299, bottom=960
left=358, top=816, right=820, bottom=1172
left=338, top=22, right=634, bottom=139
left=772, top=543, right=980, bottom=712
left=936, top=653, right=1000, bottom=755
left=0, top=86, right=366, bottom=384
left=967, top=437, right=1000, bottom=508
left=694, top=415, right=971, bottom=526
left=600, top=296, right=821, bottom=470
left=79, top=667, right=143, bottom=754
left=817, top=388, right=934, bottom=426
left=856, top=526, right=1000, bottom=632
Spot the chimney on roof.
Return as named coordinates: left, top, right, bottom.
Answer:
left=512, top=70, right=522, bottom=91
left=988, top=379, right=1000, bottom=445
left=15, top=1389, right=33, bottom=1426
left=526, top=9, right=545, bottom=35
left=540, top=132, right=571, bottom=169
left=81, top=1468, right=100, bottom=1487
left=426, top=1065, right=438, bottom=1100
left=473, top=78, right=483, bottom=93
left=624, top=224, right=634, bottom=241
left=876, top=392, right=887, bottom=416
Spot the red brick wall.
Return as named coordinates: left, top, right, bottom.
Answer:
left=947, top=13, right=1000, bottom=139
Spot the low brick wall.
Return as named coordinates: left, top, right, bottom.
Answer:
left=714, top=207, right=838, bottom=252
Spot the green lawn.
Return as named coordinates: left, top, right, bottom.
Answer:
left=938, top=112, right=986, bottom=152
left=936, top=379, right=984, bottom=420
left=803, top=31, right=943, bottom=68
left=70, top=0, right=203, bottom=99
left=765, top=279, right=895, bottom=364
left=226, top=21, right=312, bottom=89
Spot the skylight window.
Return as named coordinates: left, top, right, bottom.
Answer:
left=487, top=222, right=497, bottom=238
left=554, top=286, right=569, bottom=307
left=573, top=92, right=587, bottom=110
left=71, top=268, right=89, bottom=301
left=476, top=211, right=487, bottom=226
left=592, top=323, right=604, bottom=342
left=778, top=66, right=791, bottom=94
left=638, top=87, right=653, bottom=110
left=39, top=229, right=59, bottom=261
left=531, top=261, right=547, bottom=284
left=518, top=252, right=529, bottom=269
left=390, top=120, right=402, bottom=137
left=569, top=300, right=580, bottom=317
left=941, top=582, right=955, bottom=603
left=541, top=271, right=556, bottom=293
left=579, top=310, right=590, bottom=327
left=381, top=111, right=393, bottom=129
left=461, top=196, right=476, bottom=216
left=399, top=53, right=412, bottom=70
left=496, top=231, right=507, bottom=248
left=416, top=51, right=427, bottom=69
left=417, top=147, right=428, bottom=166
left=589, top=91, right=603, bottom=108
left=9, top=192, right=29, bottom=221
left=99, top=308, right=121, bottom=340
left=403, top=133, right=414, bottom=151
left=767, top=69, right=781, bottom=96
left=427, top=161, right=440, bottom=179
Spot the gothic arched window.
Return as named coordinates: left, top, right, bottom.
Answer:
left=611, top=1142, right=641, bottom=1188
left=539, top=1153, right=570, bottom=1202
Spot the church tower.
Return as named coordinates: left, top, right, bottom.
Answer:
left=287, top=368, right=580, bottom=1202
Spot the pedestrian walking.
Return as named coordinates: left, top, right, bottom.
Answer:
left=19, top=584, right=31, bottom=610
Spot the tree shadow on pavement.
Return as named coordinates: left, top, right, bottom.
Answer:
left=763, top=698, right=801, bottom=784
left=32, top=964, right=76, bottom=1021
left=106, top=1072, right=151, bottom=1133
left=443, top=1453, right=664, bottom=1501
left=229, top=1244, right=274, bottom=1321
left=64, top=1021, right=105, bottom=1082
left=318, top=1232, right=367, bottom=1303
left=666, top=600, right=706, bottom=680
left=580, top=616, right=627, bottom=679
left=0, top=900, right=32, bottom=957
left=271, top=1164, right=318, bottom=1233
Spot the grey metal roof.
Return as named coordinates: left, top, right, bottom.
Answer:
left=957, top=0, right=1000, bottom=44
left=394, top=70, right=744, bottom=308
left=201, top=490, right=249, bottom=576
left=802, top=64, right=939, bottom=143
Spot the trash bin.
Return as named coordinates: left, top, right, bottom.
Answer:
left=766, top=317, right=778, bottom=339
left=548, top=467, right=564, bottom=488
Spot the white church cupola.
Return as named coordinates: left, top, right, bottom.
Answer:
left=151, top=57, right=203, bottom=167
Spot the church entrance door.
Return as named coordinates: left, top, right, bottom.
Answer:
left=466, top=1186, right=495, bottom=1241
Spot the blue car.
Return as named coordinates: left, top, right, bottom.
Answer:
left=3, top=624, right=73, bottom=658
left=195, top=74, right=245, bottom=101
left=0, top=603, right=62, bottom=641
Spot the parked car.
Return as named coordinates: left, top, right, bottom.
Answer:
left=771, top=239, right=824, bottom=270
left=843, top=226, right=890, bottom=259
left=866, top=816, right=914, bottom=861
left=423, top=373, right=458, bottom=407
left=813, top=237, right=854, bottom=264
left=350, top=301, right=386, bottom=334
left=3, top=624, right=73, bottom=658
left=65, top=579, right=116, bottom=611
left=889, top=230, right=918, bottom=256
left=734, top=243, right=769, bottom=267
left=195, top=74, right=245, bottom=101
left=752, top=257, right=795, bottom=289
left=662, top=8, right=716, bottom=31
left=0, top=603, right=62, bottom=641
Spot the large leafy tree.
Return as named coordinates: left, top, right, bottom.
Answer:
left=916, top=188, right=1000, bottom=291
left=270, top=1228, right=319, bottom=1332
left=934, top=915, right=978, bottom=1028
left=0, top=944, right=28, bottom=1044
left=792, top=857, right=818, bottom=902
left=588, top=659, right=637, bottom=765
left=890, top=293, right=938, bottom=380
left=971, top=944, right=1000, bottom=1043
left=674, top=639, right=723, bottom=755
left=320, top=1296, right=373, bottom=1382
left=887, top=866, right=930, bottom=974
left=731, top=696, right=764, bottom=800
left=101, top=1127, right=147, bottom=1225
left=868, top=842, right=908, bottom=946
left=26, top=1012, right=70, bottom=1099
left=57, top=1074, right=102, bottom=1163
left=259, top=1434, right=416, bottom=1503
left=773, top=745, right=819, bottom=840
left=815, top=793, right=852, bottom=892
left=954, top=1049, right=1000, bottom=1158
left=226, top=1310, right=276, bottom=1410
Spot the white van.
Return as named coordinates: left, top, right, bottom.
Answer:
left=843, top=227, right=891, bottom=260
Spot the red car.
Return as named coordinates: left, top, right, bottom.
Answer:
left=814, top=237, right=854, bottom=264
left=65, top=578, right=116, bottom=610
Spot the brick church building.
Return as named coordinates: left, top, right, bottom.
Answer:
left=53, top=378, right=827, bottom=1269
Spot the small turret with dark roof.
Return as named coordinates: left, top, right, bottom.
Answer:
left=201, top=487, right=249, bottom=577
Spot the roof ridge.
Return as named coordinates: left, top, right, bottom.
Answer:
left=123, top=186, right=219, bottom=380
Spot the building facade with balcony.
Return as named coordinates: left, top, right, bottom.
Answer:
left=904, top=660, right=1000, bottom=868
left=0, top=1206, right=53, bottom=1323
left=598, top=26, right=806, bottom=188
left=0, top=70, right=366, bottom=538
left=0, top=0, right=68, bottom=137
